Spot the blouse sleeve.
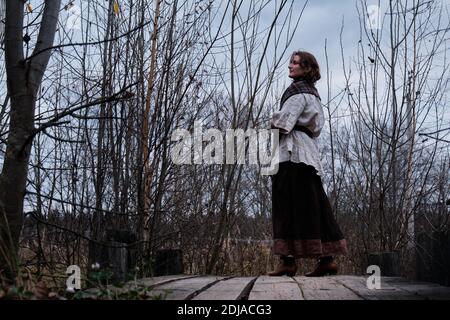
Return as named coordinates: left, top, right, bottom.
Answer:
left=312, top=103, right=325, bottom=138
left=270, top=94, right=306, bottom=134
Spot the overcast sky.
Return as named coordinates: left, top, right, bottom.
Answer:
left=285, top=0, right=450, bottom=134
left=292, top=0, right=361, bottom=95
left=1, top=0, right=448, bottom=131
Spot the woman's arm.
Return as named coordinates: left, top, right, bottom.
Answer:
left=270, top=94, right=307, bottom=134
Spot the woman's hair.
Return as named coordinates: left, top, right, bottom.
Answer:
left=292, top=51, right=321, bottom=83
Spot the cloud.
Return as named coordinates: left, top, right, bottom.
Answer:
left=289, top=1, right=362, bottom=98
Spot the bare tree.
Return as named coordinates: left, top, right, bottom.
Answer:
left=0, top=0, right=61, bottom=278
left=0, top=0, right=333, bottom=285
left=331, top=0, right=450, bottom=274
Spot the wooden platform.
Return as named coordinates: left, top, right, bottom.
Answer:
left=120, top=275, right=450, bottom=300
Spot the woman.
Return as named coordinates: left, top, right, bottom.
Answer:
left=268, top=51, right=348, bottom=277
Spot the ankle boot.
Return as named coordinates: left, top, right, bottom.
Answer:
left=267, top=256, right=297, bottom=276
left=305, top=256, right=338, bottom=277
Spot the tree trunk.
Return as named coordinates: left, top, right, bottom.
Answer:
left=0, top=0, right=61, bottom=278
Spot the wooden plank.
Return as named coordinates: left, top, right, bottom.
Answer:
left=148, top=276, right=224, bottom=300
left=248, top=276, right=304, bottom=300
left=193, top=277, right=255, bottom=300
left=334, top=275, right=425, bottom=300
left=134, top=275, right=197, bottom=288
left=82, top=275, right=198, bottom=298
left=382, top=277, right=450, bottom=300
left=82, top=275, right=450, bottom=300
left=294, top=276, right=363, bottom=300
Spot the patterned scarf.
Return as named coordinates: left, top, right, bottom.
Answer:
left=279, top=78, right=321, bottom=110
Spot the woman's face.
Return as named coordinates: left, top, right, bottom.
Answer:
left=288, top=55, right=310, bottom=79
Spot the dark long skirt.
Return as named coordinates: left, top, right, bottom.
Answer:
left=271, top=161, right=348, bottom=258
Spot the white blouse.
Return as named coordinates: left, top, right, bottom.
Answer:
left=270, top=93, right=325, bottom=176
